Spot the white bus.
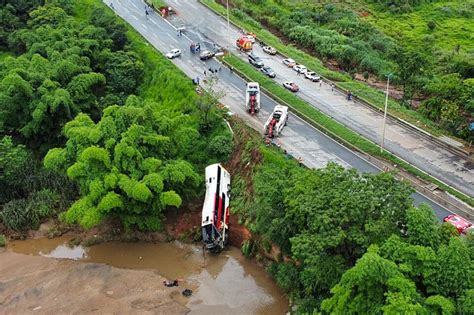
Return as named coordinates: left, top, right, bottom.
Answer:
left=201, top=164, right=231, bottom=253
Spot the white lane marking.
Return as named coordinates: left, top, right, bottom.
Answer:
left=141, top=23, right=148, bottom=29
left=112, top=0, right=460, bottom=216
left=132, top=15, right=138, bottom=20
left=166, top=33, right=179, bottom=44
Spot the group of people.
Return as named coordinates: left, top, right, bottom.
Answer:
left=204, top=66, right=220, bottom=76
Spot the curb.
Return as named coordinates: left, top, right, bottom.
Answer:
left=198, top=0, right=472, bottom=161
left=219, top=56, right=474, bottom=218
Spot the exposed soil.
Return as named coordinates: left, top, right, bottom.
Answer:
left=0, top=249, right=187, bottom=314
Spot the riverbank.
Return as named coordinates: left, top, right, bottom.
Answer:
left=1, top=236, right=288, bottom=314
left=0, top=249, right=188, bottom=314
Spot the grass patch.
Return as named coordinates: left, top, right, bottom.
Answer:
left=220, top=53, right=474, bottom=207
left=200, top=0, right=453, bottom=138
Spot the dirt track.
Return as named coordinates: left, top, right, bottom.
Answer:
left=0, top=250, right=188, bottom=314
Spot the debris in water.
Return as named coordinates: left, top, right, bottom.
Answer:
left=182, top=289, right=192, bottom=297
left=163, top=280, right=179, bottom=287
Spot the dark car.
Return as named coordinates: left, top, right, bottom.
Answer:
left=260, top=66, right=276, bottom=78
left=200, top=50, right=215, bottom=61
left=248, top=53, right=264, bottom=68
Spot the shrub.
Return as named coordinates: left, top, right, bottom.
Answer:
left=0, top=189, right=60, bottom=231
left=0, top=234, right=6, bottom=247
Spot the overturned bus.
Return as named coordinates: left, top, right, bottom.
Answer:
left=201, top=164, right=231, bottom=253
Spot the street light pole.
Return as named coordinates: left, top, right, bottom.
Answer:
left=226, top=0, right=230, bottom=27
left=380, top=73, right=392, bottom=153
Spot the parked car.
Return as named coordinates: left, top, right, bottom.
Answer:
left=248, top=53, right=264, bottom=68
left=282, top=58, right=296, bottom=67
left=262, top=46, right=277, bottom=55
left=293, top=64, right=307, bottom=74
left=166, top=48, right=182, bottom=59
left=199, top=50, right=215, bottom=61
left=283, top=81, right=299, bottom=92
left=260, top=66, right=276, bottom=78
left=305, top=71, right=321, bottom=82
left=444, top=214, right=474, bottom=235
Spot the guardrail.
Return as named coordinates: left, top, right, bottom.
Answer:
left=198, top=0, right=472, bottom=161
left=218, top=56, right=473, bottom=219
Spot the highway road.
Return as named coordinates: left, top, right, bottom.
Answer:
left=107, top=0, right=454, bottom=219
left=164, top=0, right=474, bottom=198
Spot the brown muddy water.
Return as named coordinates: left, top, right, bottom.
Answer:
left=8, top=236, right=288, bottom=314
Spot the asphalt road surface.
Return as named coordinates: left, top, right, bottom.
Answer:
left=107, top=0, right=452, bottom=219
left=164, top=0, right=474, bottom=198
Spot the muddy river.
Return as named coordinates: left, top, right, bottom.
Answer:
left=7, top=237, right=288, bottom=314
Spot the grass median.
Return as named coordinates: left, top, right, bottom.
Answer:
left=200, top=0, right=451, bottom=138
left=220, top=53, right=474, bottom=208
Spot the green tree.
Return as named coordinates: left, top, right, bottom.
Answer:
left=44, top=97, right=201, bottom=231
left=426, top=237, right=474, bottom=299
left=321, top=246, right=424, bottom=314
left=405, top=204, right=441, bottom=248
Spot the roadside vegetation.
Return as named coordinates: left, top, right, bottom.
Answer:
left=229, top=119, right=474, bottom=313
left=204, top=0, right=474, bottom=142
left=0, top=0, right=232, bottom=233
left=1, top=1, right=472, bottom=313
left=220, top=54, right=474, bottom=207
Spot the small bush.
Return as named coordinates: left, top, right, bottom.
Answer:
left=0, top=234, right=6, bottom=247
left=0, top=189, right=60, bottom=231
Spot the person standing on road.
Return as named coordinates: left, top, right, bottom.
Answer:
left=204, top=70, right=207, bottom=76
left=331, top=83, right=335, bottom=92
left=145, top=6, right=149, bottom=19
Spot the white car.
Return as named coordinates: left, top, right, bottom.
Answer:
left=293, top=64, right=307, bottom=74
left=245, top=35, right=256, bottom=43
left=282, top=58, right=296, bottom=67
left=305, top=71, right=321, bottom=82
left=262, top=46, right=277, bottom=55
left=166, top=48, right=182, bottom=59
left=282, top=81, right=299, bottom=92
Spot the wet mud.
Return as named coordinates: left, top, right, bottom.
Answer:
left=5, top=237, right=288, bottom=314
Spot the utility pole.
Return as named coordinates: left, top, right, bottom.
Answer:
left=380, top=73, right=392, bottom=153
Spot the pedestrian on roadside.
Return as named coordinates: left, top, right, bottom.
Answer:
left=319, top=81, right=322, bottom=87
left=331, top=83, right=335, bottom=92
left=110, top=2, right=114, bottom=10
left=204, top=70, right=207, bottom=76
left=230, top=66, right=233, bottom=73
left=145, top=7, right=149, bottom=19
left=196, top=76, right=200, bottom=84
left=218, top=65, right=221, bottom=72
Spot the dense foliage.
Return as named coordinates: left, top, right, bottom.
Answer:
left=1, top=0, right=232, bottom=232
left=0, top=0, right=143, bottom=151
left=44, top=96, right=213, bottom=230
left=221, top=0, right=473, bottom=140
left=230, top=123, right=473, bottom=313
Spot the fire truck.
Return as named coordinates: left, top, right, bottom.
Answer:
left=201, top=164, right=231, bottom=253
left=236, top=35, right=253, bottom=52
left=245, top=82, right=260, bottom=114
left=264, top=105, right=288, bottom=138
